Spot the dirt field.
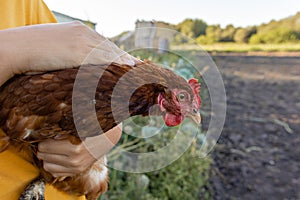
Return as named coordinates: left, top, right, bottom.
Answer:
left=207, top=55, right=300, bottom=200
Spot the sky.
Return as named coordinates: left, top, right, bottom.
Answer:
left=44, top=0, right=300, bottom=37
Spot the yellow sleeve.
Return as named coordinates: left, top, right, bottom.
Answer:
left=0, top=129, right=86, bottom=200
left=0, top=1, right=86, bottom=199
left=0, top=0, right=57, bottom=30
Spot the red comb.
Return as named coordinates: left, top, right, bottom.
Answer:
left=188, top=78, right=201, bottom=107
left=188, top=78, right=201, bottom=93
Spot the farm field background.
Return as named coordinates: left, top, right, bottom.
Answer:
left=206, top=54, right=300, bottom=199
left=172, top=43, right=300, bottom=53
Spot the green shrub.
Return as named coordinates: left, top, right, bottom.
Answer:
left=249, top=34, right=264, bottom=44
left=234, top=26, right=257, bottom=43
left=196, top=35, right=208, bottom=44
left=249, top=28, right=300, bottom=44
left=102, top=140, right=211, bottom=200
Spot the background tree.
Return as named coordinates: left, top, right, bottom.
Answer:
left=249, top=27, right=300, bottom=44
left=220, top=24, right=236, bottom=42
left=192, top=19, right=207, bottom=38
left=176, top=19, right=194, bottom=38
left=119, top=12, right=300, bottom=46
left=249, top=12, right=300, bottom=44
left=196, top=25, right=222, bottom=44
left=234, top=26, right=257, bottom=43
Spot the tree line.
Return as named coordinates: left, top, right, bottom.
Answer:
left=173, top=12, right=300, bottom=44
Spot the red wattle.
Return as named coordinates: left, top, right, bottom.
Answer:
left=164, top=113, right=184, bottom=126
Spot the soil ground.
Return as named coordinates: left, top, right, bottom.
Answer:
left=207, top=55, right=300, bottom=200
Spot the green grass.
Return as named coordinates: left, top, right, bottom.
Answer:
left=172, top=43, right=300, bottom=53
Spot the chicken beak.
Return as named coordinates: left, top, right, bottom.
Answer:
left=188, top=110, right=201, bottom=125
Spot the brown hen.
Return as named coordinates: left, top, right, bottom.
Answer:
left=0, top=60, right=201, bottom=200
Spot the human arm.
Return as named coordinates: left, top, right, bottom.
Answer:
left=0, top=21, right=136, bottom=86
left=0, top=21, right=131, bottom=177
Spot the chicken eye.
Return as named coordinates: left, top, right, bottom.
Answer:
left=177, top=93, right=186, bottom=101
